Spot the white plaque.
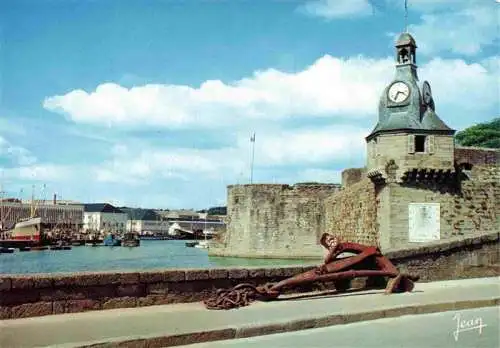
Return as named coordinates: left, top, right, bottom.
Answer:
left=408, top=203, right=440, bottom=243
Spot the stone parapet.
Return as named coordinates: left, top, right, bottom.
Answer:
left=1, top=231, right=498, bottom=320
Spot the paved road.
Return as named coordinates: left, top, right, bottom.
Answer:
left=180, top=306, right=500, bottom=348
left=1, top=277, right=498, bottom=347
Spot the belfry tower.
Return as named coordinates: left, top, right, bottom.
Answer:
left=365, top=32, right=456, bottom=181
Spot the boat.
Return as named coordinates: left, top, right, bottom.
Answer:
left=194, top=240, right=209, bottom=249
left=0, top=247, right=15, bottom=254
left=9, top=217, right=43, bottom=244
left=50, top=245, right=72, bottom=250
left=185, top=241, right=198, bottom=247
left=122, top=232, right=140, bottom=247
left=103, top=233, right=122, bottom=246
left=18, top=246, right=31, bottom=252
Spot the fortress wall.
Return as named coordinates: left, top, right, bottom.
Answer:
left=341, top=168, right=366, bottom=188
left=2, top=232, right=497, bottom=320
left=455, top=146, right=499, bottom=166
left=323, top=178, right=378, bottom=246
left=210, top=183, right=341, bottom=259
left=382, top=164, right=500, bottom=250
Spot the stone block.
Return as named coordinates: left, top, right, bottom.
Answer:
left=247, top=268, right=266, bottom=278
left=53, top=274, right=101, bottom=287
left=147, top=282, right=168, bottom=295
left=10, top=302, right=52, bottom=318
left=137, top=295, right=170, bottom=307
left=117, top=284, right=146, bottom=297
left=102, top=297, right=137, bottom=310
left=31, top=276, right=53, bottom=289
left=66, top=299, right=101, bottom=313
left=40, top=286, right=86, bottom=301
left=139, top=272, right=165, bottom=283
left=162, top=270, right=186, bottom=282
left=228, top=268, right=249, bottom=279
left=0, top=277, right=11, bottom=291
left=208, top=269, right=228, bottom=279
left=11, top=277, right=34, bottom=289
left=1, top=289, right=40, bottom=306
left=0, top=305, right=11, bottom=319
left=185, top=269, right=210, bottom=281
left=53, top=300, right=65, bottom=314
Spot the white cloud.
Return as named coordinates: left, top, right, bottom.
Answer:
left=0, top=136, right=36, bottom=166
left=43, top=54, right=498, bottom=132
left=409, top=5, right=499, bottom=56
left=2, top=164, right=72, bottom=182
left=43, top=55, right=394, bottom=128
left=299, top=0, right=373, bottom=19
left=92, top=124, right=367, bottom=185
left=419, top=57, right=499, bottom=128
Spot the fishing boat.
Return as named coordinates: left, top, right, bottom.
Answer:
left=122, top=232, right=140, bottom=247
left=103, top=233, right=122, bottom=246
left=194, top=240, right=209, bottom=249
left=0, top=247, right=15, bottom=254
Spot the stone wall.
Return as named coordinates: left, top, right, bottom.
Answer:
left=341, top=168, right=366, bottom=187
left=367, top=133, right=455, bottom=174
left=455, top=146, right=499, bottom=166
left=380, top=164, right=500, bottom=250
left=210, top=183, right=341, bottom=258
left=1, top=232, right=497, bottom=320
left=323, top=178, right=378, bottom=246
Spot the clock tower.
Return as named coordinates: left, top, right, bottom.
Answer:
left=365, top=32, right=456, bottom=180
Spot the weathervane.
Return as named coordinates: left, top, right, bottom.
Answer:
left=404, top=0, right=409, bottom=33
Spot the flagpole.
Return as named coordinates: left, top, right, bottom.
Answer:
left=250, top=132, right=256, bottom=184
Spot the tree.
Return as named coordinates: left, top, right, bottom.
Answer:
left=455, top=118, right=500, bottom=149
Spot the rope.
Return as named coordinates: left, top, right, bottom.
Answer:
left=204, top=283, right=278, bottom=310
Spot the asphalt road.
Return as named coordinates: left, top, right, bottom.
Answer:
left=180, top=306, right=500, bottom=348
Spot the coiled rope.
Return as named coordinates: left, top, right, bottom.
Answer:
left=204, top=282, right=279, bottom=310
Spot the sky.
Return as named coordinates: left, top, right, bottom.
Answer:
left=0, top=0, right=498, bottom=210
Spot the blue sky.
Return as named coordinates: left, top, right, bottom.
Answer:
left=0, top=0, right=498, bottom=209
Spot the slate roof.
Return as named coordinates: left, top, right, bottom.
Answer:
left=83, top=203, right=124, bottom=214
left=396, top=32, right=416, bottom=47
left=119, top=207, right=161, bottom=221
left=369, top=108, right=455, bottom=138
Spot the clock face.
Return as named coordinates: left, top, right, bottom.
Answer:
left=422, top=81, right=432, bottom=105
left=388, top=82, right=410, bottom=103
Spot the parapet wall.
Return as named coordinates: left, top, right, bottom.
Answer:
left=341, top=168, right=366, bottom=188
left=324, top=178, right=379, bottom=246
left=455, top=146, right=499, bottom=166
left=1, top=232, right=498, bottom=320
left=211, top=183, right=341, bottom=258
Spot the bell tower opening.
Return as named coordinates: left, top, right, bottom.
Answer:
left=396, top=33, right=417, bottom=65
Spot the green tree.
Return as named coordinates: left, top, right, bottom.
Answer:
left=455, top=118, right=500, bottom=149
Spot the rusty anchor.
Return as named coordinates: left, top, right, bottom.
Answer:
left=204, top=233, right=419, bottom=310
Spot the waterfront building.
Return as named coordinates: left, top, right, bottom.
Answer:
left=82, top=203, right=128, bottom=234
left=121, top=208, right=169, bottom=236
left=0, top=200, right=83, bottom=231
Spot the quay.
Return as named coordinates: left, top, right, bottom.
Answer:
left=1, top=277, right=498, bottom=347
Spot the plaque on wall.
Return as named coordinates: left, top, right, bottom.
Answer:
left=408, top=203, right=440, bottom=243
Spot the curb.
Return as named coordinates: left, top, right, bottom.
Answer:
left=78, top=298, right=500, bottom=348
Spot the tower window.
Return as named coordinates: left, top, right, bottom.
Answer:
left=415, top=135, right=426, bottom=153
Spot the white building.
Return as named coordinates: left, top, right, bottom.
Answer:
left=122, top=208, right=168, bottom=235
left=83, top=203, right=128, bottom=234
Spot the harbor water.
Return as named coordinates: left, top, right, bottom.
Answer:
left=0, top=240, right=315, bottom=275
